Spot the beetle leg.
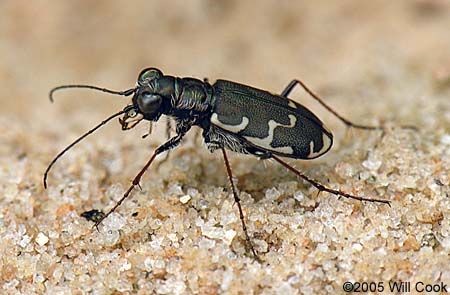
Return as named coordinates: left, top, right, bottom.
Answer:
left=155, top=118, right=173, bottom=171
left=94, top=130, right=188, bottom=228
left=281, top=79, right=382, bottom=130
left=141, top=122, right=153, bottom=139
left=221, top=147, right=261, bottom=261
left=280, top=79, right=299, bottom=97
left=271, top=155, right=391, bottom=205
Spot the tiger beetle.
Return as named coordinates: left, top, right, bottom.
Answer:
left=44, top=68, right=392, bottom=260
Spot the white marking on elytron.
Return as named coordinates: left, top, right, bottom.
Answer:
left=211, top=113, right=249, bottom=133
left=244, top=114, right=297, bottom=154
left=307, top=133, right=332, bottom=158
left=288, top=100, right=297, bottom=109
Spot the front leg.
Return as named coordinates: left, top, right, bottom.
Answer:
left=154, top=130, right=186, bottom=155
left=153, top=118, right=193, bottom=155
left=94, top=121, right=192, bottom=227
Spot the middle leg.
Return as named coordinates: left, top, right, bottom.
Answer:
left=221, top=147, right=260, bottom=261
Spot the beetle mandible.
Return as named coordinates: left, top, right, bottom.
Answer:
left=44, top=68, right=391, bottom=260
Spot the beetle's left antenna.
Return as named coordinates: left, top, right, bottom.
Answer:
left=49, top=85, right=135, bottom=102
left=43, top=109, right=128, bottom=189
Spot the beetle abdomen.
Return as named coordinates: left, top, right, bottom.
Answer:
left=210, top=80, right=333, bottom=159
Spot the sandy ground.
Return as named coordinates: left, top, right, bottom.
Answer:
left=1, top=1, right=450, bottom=294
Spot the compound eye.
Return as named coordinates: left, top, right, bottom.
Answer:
left=138, top=68, right=163, bottom=86
left=138, top=92, right=162, bottom=115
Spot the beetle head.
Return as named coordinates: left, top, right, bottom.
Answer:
left=119, top=68, right=165, bottom=130
left=45, top=68, right=167, bottom=187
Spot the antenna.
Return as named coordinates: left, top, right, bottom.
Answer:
left=43, top=109, right=128, bottom=189
left=49, top=85, right=135, bottom=102
left=44, top=83, right=137, bottom=188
